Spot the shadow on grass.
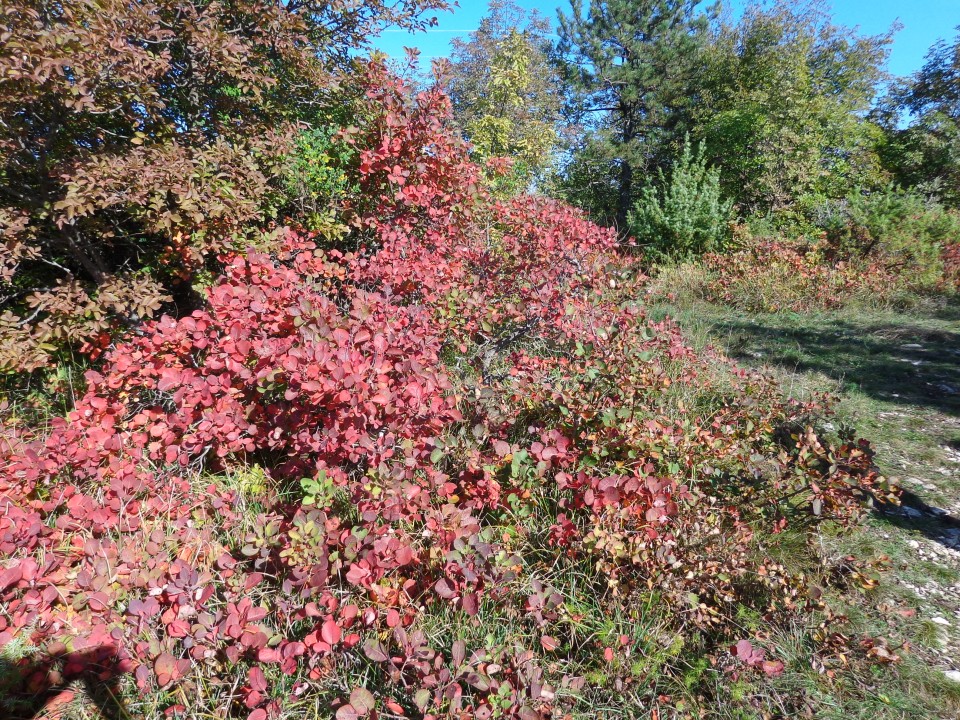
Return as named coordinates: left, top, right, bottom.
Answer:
left=696, top=304, right=960, bottom=548
left=0, top=645, right=130, bottom=720
left=874, top=487, right=960, bottom=551
left=709, top=314, right=960, bottom=416
left=919, top=295, right=960, bottom=323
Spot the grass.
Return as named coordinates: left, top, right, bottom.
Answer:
left=646, top=269, right=960, bottom=718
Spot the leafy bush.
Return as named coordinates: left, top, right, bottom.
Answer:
left=0, top=0, right=448, bottom=375
left=694, top=187, right=960, bottom=314
left=0, top=61, right=894, bottom=720
left=280, top=127, right=357, bottom=238
left=701, top=235, right=933, bottom=313
left=944, top=241, right=960, bottom=290
left=628, top=140, right=734, bottom=259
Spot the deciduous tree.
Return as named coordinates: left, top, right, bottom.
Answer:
left=0, top=0, right=448, bottom=372
left=447, top=0, right=562, bottom=191
left=875, top=28, right=960, bottom=207
left=691, top=0, right=893, bottom=213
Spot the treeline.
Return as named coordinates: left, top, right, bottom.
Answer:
left=447, top=0, right=960, bottom=262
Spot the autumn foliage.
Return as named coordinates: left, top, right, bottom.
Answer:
left=0, top=0, right=449, bottom=372
left=0, top=61, right=892, bottom=719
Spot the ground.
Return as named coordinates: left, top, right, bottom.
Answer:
left=650, top=292, right=960, bottom=717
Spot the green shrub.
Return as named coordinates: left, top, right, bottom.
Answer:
left=810, top=185, right=960, bottom=286
left=628, top=140, right=734, bottom=259
left=281, top=127, right=357, bottom=237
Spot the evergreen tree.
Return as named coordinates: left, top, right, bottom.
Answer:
left=628, top=138, right=733, bottom=259
left=556, top=0, right=710, bottom=229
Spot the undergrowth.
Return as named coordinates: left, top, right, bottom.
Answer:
left=0, top=61, right=944, bottom=720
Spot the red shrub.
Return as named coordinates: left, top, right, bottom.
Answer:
left=943, top=241, right=960, bottom=290
left=702, top=236, right=935, bottom=312
left=0, top=62, right=892, bottom=719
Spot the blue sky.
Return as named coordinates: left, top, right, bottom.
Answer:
left=373, top=0, right=960, bottom=79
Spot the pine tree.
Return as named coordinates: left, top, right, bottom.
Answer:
left=557, top=0, right=709, bottom=230
left=628, top=138, right=733, bottom=258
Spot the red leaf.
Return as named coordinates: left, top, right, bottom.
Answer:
left=461, top=592, right=479, bottom=616
left=336, top=704, right=360, bottom=720
left=363, top=639, right=389, bottom=663
left=154, top=652, right=184, bottom=688
left=0, top=565, right=23, bottom=591
left=435, top=578, right=456, bottom=599
left=248, top=666, right=267, bottom=693
left=321, top=618, right=342, bottom=645
left=258, top=647, right=281, bottom=663
left=731, top=639, right=753, bottom=659
left=350, top=687, right=376, bottom=714
left=761, top=660, right=785, bottom=677
left=244, top=573, right=264, bottom=591
left=395, top=545, right=414, bottom=566
left=540, top=636, right=559, bottom=652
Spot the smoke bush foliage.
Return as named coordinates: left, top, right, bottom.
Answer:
left=628, top=140, right=734, bottom=259
left=0, top=0, right=449, bottom=374
left=0, top=59, right=894, bottom=720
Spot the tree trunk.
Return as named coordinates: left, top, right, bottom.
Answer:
left=614, top=156, right=633, bottom=234
left=615, top=109, right=637, bottom=235
left=61, top=229, right=108, bottom=284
